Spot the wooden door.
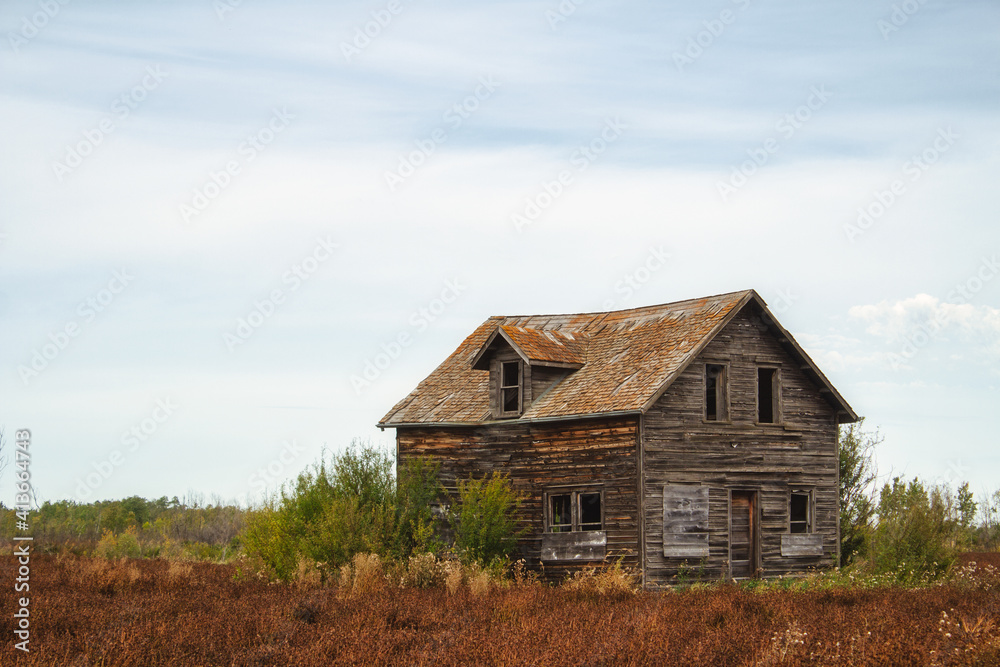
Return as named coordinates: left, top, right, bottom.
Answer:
left=730, top=491, right=757, bottom=578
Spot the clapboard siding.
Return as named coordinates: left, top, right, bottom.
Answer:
left=642, top=305, right=840, bottom=587
left=396, top=416, right=640, bottom=580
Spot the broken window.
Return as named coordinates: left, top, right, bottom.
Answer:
left=550, top=494, right=572, bottom=532
left=790, top=490, right=811, bottom=533
left=705, top=363, right=728, bottom=421
left=500, top=361, right=521, bottom=415
left=547, top=490, right=603, bottom=532
left=580, top=493, right=602, bottom=530
left=757, top=367, right=778, bottom=424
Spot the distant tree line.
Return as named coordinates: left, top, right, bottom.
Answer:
left=0, top=494, right=244, bottom=558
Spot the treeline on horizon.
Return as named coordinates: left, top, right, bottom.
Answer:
left=0, top=493, right=244, bottom=561
left=2, top=427, right=1000, bottom=582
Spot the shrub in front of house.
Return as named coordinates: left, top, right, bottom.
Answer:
left=452, top=472, right=524, bottom=566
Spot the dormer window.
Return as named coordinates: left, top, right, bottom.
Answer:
left=500, top=361, right=522, bottom=417
left=471, top=324, right=585, bottom=420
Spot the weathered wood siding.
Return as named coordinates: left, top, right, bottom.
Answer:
left=396, top=416, right=640, bottom=579
left=530, top=366, right=570, bottom=405
left=642, top=304, right=839, bottom=587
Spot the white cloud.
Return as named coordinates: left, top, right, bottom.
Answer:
left=795, top=332, right=882, bottom=373
left=849, top=294, right=1000, bottom=346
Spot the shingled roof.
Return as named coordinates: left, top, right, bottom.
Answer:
left=378, top=289, right=856, bottom=427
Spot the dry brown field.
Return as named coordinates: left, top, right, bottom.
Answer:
left=2, top=554, right=999, bottom=666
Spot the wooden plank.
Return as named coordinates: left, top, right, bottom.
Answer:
left=541, top=531, right=607, bottom=561
left=781, top=533, right=824, bottom=557
left=662, top=485, right=709, bottom=557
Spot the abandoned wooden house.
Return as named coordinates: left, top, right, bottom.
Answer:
left=377, top=289, right=857, bottom=587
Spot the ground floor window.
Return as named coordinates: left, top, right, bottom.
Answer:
left=789, top=489, right=812, bottom=533
left=546, top=489, right=603, bottom=532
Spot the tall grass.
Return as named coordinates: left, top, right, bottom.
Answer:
left=8, top=553, right=999, bottom=666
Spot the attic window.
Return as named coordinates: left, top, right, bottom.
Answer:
left=757, top=367, right=779, bottom=424
left=500, top=361, right=521, bottom=416
left=705, top=364, right=728, bottom=421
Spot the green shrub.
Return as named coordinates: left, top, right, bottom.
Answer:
left=94, top=527, right=142, bottom=559
left=452, top=473, right=523, bottom=565
left=240, top=442, right=444, bottom=581
left=393, top=457, right=444, bottom=558
left=839, top=420, right=880, bottom=566
left=868, top=477, right=957, bottom=582
left=241, top=503, right=299, bottom=581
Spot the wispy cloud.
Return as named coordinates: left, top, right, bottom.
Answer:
left=850, top=294, right=1000, bottom=345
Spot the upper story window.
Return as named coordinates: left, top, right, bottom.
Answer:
left=500, top=360, right=522, bottom=417
left=705, top=363, right=728, bottom=421
left=757, top=366, right=780, bottom=424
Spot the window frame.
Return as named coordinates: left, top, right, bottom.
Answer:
left=756, top=365, right=781, bottom=425
left=704, top=362, right=730, bottom=422
left=498, top=359, right=523, bottom=418
left=544, top=487, right=605, bottom=533
left=789, top=488, right=813, bottom=534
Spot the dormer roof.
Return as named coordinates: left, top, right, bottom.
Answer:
left=470, top=325, right=587, bottom=370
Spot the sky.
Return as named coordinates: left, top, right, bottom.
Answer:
left=1, top=0, right=998, bottom=509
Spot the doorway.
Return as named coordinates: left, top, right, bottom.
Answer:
left=730, top=490, right=758, bottom=578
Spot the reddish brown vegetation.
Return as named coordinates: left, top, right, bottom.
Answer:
left=958, top=552, right=1000, bottom=570
left=2, top=555, right=999, bottom=666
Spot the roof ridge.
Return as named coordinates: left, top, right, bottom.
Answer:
left=490, top=289, right=755, bottom=321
